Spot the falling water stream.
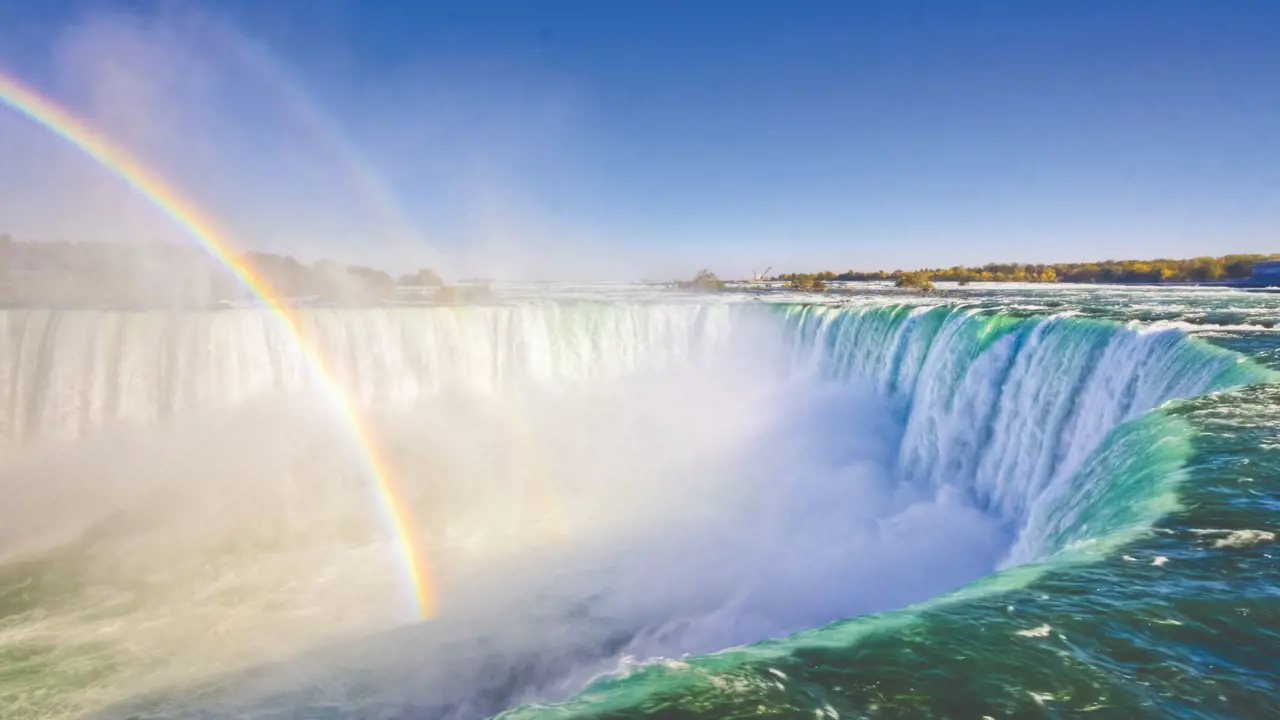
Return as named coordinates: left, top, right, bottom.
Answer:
left=1, top=285, right=1278, bottom=719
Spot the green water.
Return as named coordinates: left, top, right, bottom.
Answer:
left=504, top=292, right=1280, bottom=719
left=504, top=386, right=1280, bottom=719
left=1, top=285, right=1277, bottom=719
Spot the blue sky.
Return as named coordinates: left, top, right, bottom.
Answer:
left=0, top=1, right=1277, bottom=279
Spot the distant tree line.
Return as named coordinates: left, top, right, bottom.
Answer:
left=787, top=274, right=827, bottom=291
left=775, top=253, right=1280, bottom=287
left=0, top=235, right=451, bottom=308
left=675, top=269, right=726, bottom=291
left=894, top=272, right=935, bottom=291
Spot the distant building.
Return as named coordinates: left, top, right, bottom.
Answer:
left=1252, top=260, right=1280, bottom=286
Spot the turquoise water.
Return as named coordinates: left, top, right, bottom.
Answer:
left=1, top=286, right=1277, bottom=719
left=507, top=387, right=1280, bottom=719
left=509, top=301, right=1280, bottom=719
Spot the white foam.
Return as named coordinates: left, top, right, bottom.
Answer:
left=1213, top=530, right=1276, bottom=548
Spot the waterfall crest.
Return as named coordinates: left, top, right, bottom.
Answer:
left=0, top=302, right=1271, bottom=720
left=1, top=303, right=1263, bottom=562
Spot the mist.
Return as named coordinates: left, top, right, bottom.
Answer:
left=0, top=306, right=1010, bottom=717
left=0, top=291, right=1235, bottom=718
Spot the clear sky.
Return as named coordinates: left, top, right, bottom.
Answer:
left=0, top=0, right=1277, bottom=279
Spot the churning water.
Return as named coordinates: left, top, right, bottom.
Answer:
left=1, top=285, right=1278, bottom=719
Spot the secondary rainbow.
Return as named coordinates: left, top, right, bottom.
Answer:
left=209, top=25, right=424, bottom=254
left=0, top=70, right=437, bottom=619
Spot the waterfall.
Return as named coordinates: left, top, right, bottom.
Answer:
left=779, top=304, right=1266, bottom=558
left=0, top=303, right=1263, bottom=558
left=0, top=305, right=738, bottom=439
left=0, top=301, right=1270, bottom=720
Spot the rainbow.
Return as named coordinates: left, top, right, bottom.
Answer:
left=0, top=70, right=437, bottom=619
